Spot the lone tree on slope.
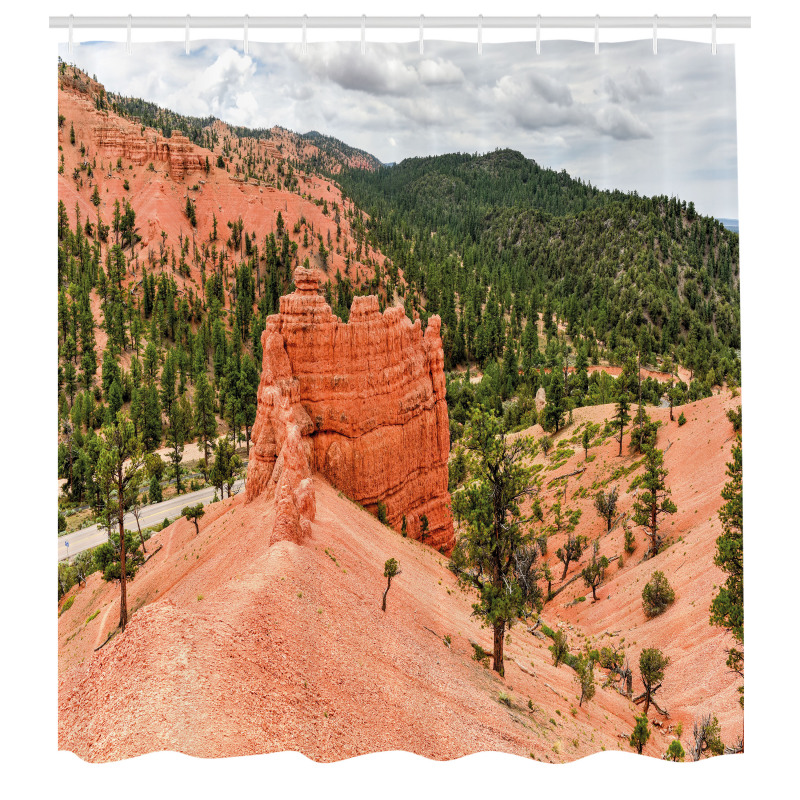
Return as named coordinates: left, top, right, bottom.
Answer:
left=382, top=558, right=401, bottom=612
left=556, top=531, right=587, bottom=580
left=632, top=446, right=677, bottom=559
left=636, top=647, right=670, bottom=716
left=630, top=714, right=651, bottom=754
left=593, top=485, right=619, bottom=532
left=613, top=381, right=631, bottom=456
left=448, top=409, right=539, bottom=678
left=182, top=503, right=205, bottom=535
left=96, top=414, right=145, bottom=632
left=690, top=714, right=725, bottom=760
left=581, top=540, right=609, bottom=601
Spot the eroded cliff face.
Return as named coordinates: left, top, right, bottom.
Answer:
left=95, top=124, right=204, bottom=180
left=247, top=268, right=453, bottom=552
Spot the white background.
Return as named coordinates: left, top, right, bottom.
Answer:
left=1, top=1, right=794, bottom=798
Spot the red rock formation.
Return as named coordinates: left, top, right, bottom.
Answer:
left=247, top=268, right=453, bottom=552
left=95, top=124, right=204, bottom=180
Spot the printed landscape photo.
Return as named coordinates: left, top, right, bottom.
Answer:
left=56, top=40, right=743, bottom=764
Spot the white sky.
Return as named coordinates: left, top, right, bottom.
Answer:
left=64, top=38, right=738, bottom=220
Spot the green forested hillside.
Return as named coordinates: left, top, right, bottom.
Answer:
left=335, top=150, right=740, bottom=388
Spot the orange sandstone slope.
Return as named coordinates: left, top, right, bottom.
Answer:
left=57, top=395, right=742, bottom=763
left=58, top=67, right=387, bottom=300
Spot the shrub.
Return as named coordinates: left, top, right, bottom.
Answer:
left=623, top=522, right=637, bottom=554
left=471, top=642, right=491, bottom=668
left=376, top=500, right=388, bottom=525
left=630, top=714, right=650, bottom=754
left=642, top=570, right=676, bottom=617
left=59, top=595, right=75, bottom=616
left=677, top=411, right=687, bottom=426
left=598, top=646, right=623, bottom=671
left=498, top=692, right=512, bottom=706
left=549, top=629, right=569, bottom=667
left=665, top=739, right=685, bottom=762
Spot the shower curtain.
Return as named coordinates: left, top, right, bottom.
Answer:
left=57, top=35, right=742, bottom=766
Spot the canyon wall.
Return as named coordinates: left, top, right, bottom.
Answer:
left=95, top=124, right=204, bottom=180
left=247, top=268, right=453, bottom=552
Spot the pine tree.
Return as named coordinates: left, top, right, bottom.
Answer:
left=593, top=486, right=619, bottom=532
left=710, top=437, right=743, bottom=706
left=638, top=647, right=670, bottom=716
left=581, top=540, right=609, bottom=601
left=142, top=385, right=162, bottom=452
left=448, top=410, right=539, bottom=678
left=167, top=396, right=190, bottom=495
left=575, top=654, right=596, bottom=706
left=613, top=380, right=631, bottom=456
left=381, top=558, right=401, bottom=612
left=193, top=371, right=217, bottom=466
left=95, top=415, right=145, bottom=631
left=182, top=503, right=205, bottom=534
left=556, top=531, right=587, bottom=580
left=542, top=369, right=566, bottom=432
left=630, top=714, right=650, bottom=755
left=632, top=446, right=677, bottom=558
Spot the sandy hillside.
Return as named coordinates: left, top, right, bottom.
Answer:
left=58, top=393, right=742, bottom=763
left=58, top=69, right=387, bottom=308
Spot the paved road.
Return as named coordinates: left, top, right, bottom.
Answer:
left=57, top=479, right=245, bottom=561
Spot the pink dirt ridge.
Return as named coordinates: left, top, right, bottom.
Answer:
left=58, top=374, right=743, bottom=763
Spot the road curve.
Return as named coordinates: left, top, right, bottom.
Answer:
left=58, top=479, right=245, bottom=561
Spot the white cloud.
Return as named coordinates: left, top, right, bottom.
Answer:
left=593, top=105, right=653, bottom=140
left=417, top=58, right=464, bottom=86
left=64, top=38, right=738, bottom=217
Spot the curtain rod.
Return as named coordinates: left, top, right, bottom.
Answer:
left=49, top=15, right=751, bottom=31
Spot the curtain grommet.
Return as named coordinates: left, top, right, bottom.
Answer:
left=653, top=15, right=658, bottom=55
left=361, top=14, right=366, bottom=55
left=712, top=14, right=718, bottom=55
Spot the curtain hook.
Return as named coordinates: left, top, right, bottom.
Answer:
left=185, top=14, right=190, bottom=55
left=419, top=14, right=424, bottom=55
left=595, top=14, right=600, bottom=55
left=361, top=15, right=366, bottom=55
left=477, top=14, right=483, bottom=55
left=301, top=15, right=307, bottom=55
left=536, top=14, right=541, bottom=55
left=244, top=15, right=249, bottom=55
left=68, top=14, right=73, bottom=56
left=126, top=14, right=132, bottom=55
left=653, top=15, right=658, bottom=55
left=711, top=14, right=717, bottom=55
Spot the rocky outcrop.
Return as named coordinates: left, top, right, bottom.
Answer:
left=95, top=124, right=204, bottom=180
left=247, top=268, right=453, bottom=552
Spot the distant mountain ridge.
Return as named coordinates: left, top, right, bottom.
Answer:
left=106, top=88, right=382, bottom=173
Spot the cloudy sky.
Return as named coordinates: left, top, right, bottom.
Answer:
left=63, top=38, right=738, bottom=219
